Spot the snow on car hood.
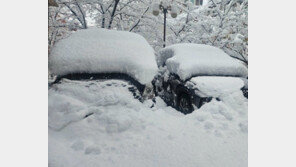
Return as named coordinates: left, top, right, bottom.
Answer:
left=187, top=76, right=245, bottom=97
left=158, top=44, right=248, bottom=81
left=49, top=28, right=158, bottom=85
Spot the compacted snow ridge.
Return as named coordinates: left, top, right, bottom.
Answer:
left=49, top=79, right=248, bottom=167
left=49, top=28, right=158, bottom=85
left=157, top=43, right=248, bottom=81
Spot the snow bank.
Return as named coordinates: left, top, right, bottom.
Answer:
left=240, top=77, right=248, bottom=89
left=49, top=28, right=158, bottom=85
left=158, top=43, right=248, bottom=80
left=49, top=79, right=247, bottom=167
left=187, top=76, right=248, bottom=118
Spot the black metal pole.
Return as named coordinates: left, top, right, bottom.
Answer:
left=163, top=8, right=167, bottom=48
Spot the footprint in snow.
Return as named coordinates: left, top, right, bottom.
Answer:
left=204, top=121, right=214, bottom=130
left=239, top=122, right=248, bottom=133
left=85, top=146, right=101, bottom=155
left=71, top=140, right=84, bottom=151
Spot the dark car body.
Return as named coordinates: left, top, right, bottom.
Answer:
left=50, top=73, right=154, bottom=102
left=154, top=44, right=248, bottom=114
left=153, top=71, right=248, bottom=114
left=153, top=72, right=209, bottom=114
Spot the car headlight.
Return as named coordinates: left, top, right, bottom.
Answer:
left=143, top=84, right=155, bottom=100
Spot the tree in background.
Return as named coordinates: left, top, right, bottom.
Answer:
left=49, top=0, right=59, bottom=7
left=48, top=0, right=248, bottom=66
left=48, top=0, right=154, bottom=52
left=48, top=0, right=86, bottom=52
left=167, top=0, right=248, bottom=65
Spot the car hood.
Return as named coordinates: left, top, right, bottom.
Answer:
left=185, top=76, right=244, bottom=98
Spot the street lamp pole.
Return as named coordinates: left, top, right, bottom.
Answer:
left=163, top=8, right=167, bottom=47
left=152, top=1, right=178, bottom=48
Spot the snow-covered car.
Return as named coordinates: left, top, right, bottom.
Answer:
left=240, top=77, right=248, bottom=98
left=49, top=28, right=158, bottom=99
left=153, top=44, right=248, bottom=114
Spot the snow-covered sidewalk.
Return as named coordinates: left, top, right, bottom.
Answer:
left=49, top=79, right=247, bottom=167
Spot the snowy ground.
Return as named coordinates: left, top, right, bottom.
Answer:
left=49, top=79, right=247, bottom=167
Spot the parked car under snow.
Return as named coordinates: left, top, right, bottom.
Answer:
left=153, top=44, right=248, bottom=114
left=49, top=28, right=158, bottom=99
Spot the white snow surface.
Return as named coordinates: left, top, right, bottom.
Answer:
left=49, top=28, right=158, bottom=85
left=157, top=43, right=248, bottom=80
left=49, top=79, right=247, bottom=167
left=188, top=76, right=245, bottom=97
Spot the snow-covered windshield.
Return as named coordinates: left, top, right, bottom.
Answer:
left=49, top=28, right=158, bottom=85
left=157, top=43, right=248, bottom=81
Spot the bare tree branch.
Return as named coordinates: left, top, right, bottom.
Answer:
left=129, top=7, right=149, bottom=32
left=62, top=2, right=86, bottom=29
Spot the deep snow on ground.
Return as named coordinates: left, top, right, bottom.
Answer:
left=49, top=79, right=247, bottom=167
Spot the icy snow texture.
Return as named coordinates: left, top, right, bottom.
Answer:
left=189, top=76, right=244, bottom=97
left=157, top=43, right=248, bottom=80
left=49, top=79, right=247, bottom=167
left=49, top=28, right=158, bottom=85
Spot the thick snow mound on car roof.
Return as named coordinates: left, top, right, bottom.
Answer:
left=158, top=43, right=248, bottom=80
left=49, top=28, right=158, bottom=85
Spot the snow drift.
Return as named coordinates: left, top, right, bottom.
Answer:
left=49, top=28, right=158, bottom=85
left=157, top=43, right=248, bottom=80
left=49, top=79, right=247, bottom=167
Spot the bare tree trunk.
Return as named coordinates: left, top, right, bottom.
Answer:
left=75, top=0, right=87, bottom=29
left=108, top=0, right=120, bottom=29
left=102, top=15, right=106, bottom=28
left=99, top=4, right=106, bottom=28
